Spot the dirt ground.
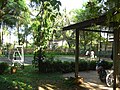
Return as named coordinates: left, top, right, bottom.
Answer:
left=63, top=71, right=114, bottom=90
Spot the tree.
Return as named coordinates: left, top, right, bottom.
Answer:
left=53, top=9, right=76, bottom=50
left=30, top=0, right=61, bottom=72
left=30, top=0, right=61, bottom=48
left=95, top=0, right=120, bottom=23
left=0, top=0, right=30, bottom=46
left=0, top=0, right=28, bottom=26
left=72, top=0, right=105, bottom=52
left=16, top=11, right=31, bottom=45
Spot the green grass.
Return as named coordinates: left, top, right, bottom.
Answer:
left=0, top=65, right=68, bottom=90
left=0, top=66, right=63, bottom=90
left=24, top=54, right=34, bottom=57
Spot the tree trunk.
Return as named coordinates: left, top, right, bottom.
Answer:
left=83, top=31, right=86, bottom=51
left=0, top=22, right=3, bottom=46
left=25, top=35, right=28, bottom=48
left=17, top=22, right=20, bottom=45
left=75, top=29, right=79, bottom=78
left=90, top=33, right=92, bottom=50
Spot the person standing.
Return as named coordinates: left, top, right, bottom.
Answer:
left=90, top=50, right=95, bottom=59
left=85, top=50, right=90, bottom=57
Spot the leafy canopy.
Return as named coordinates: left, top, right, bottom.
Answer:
left=0, top=0, right=29, bottom=27
left=30, top=0, right=61, bottom=48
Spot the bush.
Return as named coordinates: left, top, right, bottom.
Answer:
left=89, top=60, right=97, bottom=70
left=102, top=61, right=113, bottom=69
left=32, top=48, right=45, bottom=68
left=52, top=60, right=63, bottom=72
left=0, top=62, right=9, bottom=74
left=45, top=50, right=74, bottom=56
left=79, top=60, right=89, bottom=71
left=62, top=61, right=73, bottom=73
left=96, top=51, right=112, bottom=58
left=0, top=77, right=32, bottom=90
left=34, top=58, right=113, bottom=73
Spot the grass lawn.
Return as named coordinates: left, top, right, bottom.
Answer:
left=0, top=65, right=87, bottom=90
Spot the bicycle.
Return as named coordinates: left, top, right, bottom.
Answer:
left=106, top=70, right=114, bottom=87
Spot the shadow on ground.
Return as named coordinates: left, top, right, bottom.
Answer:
left=63, top=71, right=114, bottom=90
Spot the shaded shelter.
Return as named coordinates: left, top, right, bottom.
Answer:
left=63, top=11, right=120, bottom=90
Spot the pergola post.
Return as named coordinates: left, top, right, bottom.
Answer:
left=113, top=29, right=117, bottom=90
left=113, top=28, right=120, bottom=90
left=75, top=29, right=79, bottom=78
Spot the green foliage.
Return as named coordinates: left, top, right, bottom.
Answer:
left=33, top=57, right=113, bottom=73
left=45, top=51, right=74, bottom=56
left=30, top=0, right=61, bottom=48
left=0, top=76, right=13, bottom=90
left=12, top=81, right=33, bottom=90
left=0, top=65, right=64, bottom=90
left=0, top=0, right=31, bottom=47
left=73, top=0, right=102, bottom=22
left=54, top=10, right=76, bottom=49
left=0, top=62, right=9, bottom=74
left=101, top=60, right=113, bottom=69
left=64, top=77, right=76, bottom=87
left=96, top=51, right=112, bottom=58
left=88, top=0, right=120, bottom=25
left=0, top=0, right=29, bottom=26
left=71, top=0, right=110, bottom=51
left=32, top=48, right=45, bottom=68
left=89, top=60, right=97, bottom=70
left=0, top=67, right=33, bottom=90
left=79, top=60, right=89, bottom=71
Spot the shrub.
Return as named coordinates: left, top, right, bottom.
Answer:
left=34, top=58, right=113, bottom=73
left=52, top=60, right=63, bottom=72
left=103, top=61, right=113, bottom=69
left=89, top=60, right=97, bottom=70
left=0, top=62, right=9, bottom=74
left=0, top=77, right=33, bottom=90
left=79, top=60, right=89, bottom=71
left=32, top=48, right=45, bottom=68
left=62, top=61, right=73, bottom=73
left=70, top=62, right=75, bottom=72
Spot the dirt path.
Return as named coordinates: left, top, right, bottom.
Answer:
left=63, top=71, right=114, bottom=90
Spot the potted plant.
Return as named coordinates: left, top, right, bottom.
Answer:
left=11, top=63, right=18, bottom=74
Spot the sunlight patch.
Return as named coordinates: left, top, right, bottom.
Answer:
left=38, top=84, right=56, bottom=90
left=38, top=87, right=44, bottom=90
left=46, top=84, right=56, bottom=88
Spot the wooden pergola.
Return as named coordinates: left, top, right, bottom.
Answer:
left=63, top=12, right=120, bottom=90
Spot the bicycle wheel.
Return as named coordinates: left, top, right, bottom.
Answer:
left=106, top=72, right=114, bottom=87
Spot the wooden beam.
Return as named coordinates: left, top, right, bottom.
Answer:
left=80, top=29, right=113, bottom=33
left=63, top=15, right=106, bottom=30
left=63, top=9, right=120, bottom=31
left=75, top=29, right=79, bottom=78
